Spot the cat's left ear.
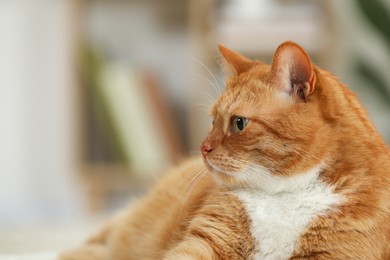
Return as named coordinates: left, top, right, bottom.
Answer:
left=270, top=41, right=316, bottom=101
left=218, top=44, right=258, bottom=76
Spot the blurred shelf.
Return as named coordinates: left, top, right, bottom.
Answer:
left=80, top=163, right=156, bottom=213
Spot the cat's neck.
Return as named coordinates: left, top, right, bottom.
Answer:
left=227, top=162, right=327, bottom=194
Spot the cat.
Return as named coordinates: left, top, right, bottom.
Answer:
left=60, top=41, right=390, bottom=259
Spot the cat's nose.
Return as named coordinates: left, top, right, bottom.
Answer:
left=200, top=143, right=213, bottom=157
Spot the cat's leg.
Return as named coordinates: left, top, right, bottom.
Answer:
left=164, top=191, right=257, bottom=260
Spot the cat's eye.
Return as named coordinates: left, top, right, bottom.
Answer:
left=232, top=116, right=249, bottom=133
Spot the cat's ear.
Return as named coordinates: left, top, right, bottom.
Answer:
left=218, top=44, right=257, bottom=76
left=270, top=41, right=316, bottom=101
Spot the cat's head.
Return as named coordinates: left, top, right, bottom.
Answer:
left=201, top=41, right=338, bottom=191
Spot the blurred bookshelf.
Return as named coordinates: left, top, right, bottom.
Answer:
left=75, top=0, right=188, bottom=213
left=77, top=47, right=186, bottom=212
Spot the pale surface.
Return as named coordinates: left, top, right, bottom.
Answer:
left=0, top=220, right=102, bottom=259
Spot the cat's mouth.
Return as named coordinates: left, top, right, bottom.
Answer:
left=204, top=158, right=235, bottom=177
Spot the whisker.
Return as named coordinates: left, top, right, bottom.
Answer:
left=180, top=169, right=207, bottom=204
left=200, top=90, right=216, bottom=105
left=192, top=72, right=221, bottom=97
left=187, top=55, right=224, bottom=95
left=173, top=163, right=204, bottom=191
left=215, top=57, right=228, bottom=92
left=190, top=104, right=211, bottom=113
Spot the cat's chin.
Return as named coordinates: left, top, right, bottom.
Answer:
left=203, top=158, right=231, bottom=175
left=202, top=158, right=243, bottom=188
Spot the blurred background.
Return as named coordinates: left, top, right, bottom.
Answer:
left=0, top=0, right=389, bottom=256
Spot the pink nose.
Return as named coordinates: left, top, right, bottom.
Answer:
left=200, top=143, right=213, bottom=157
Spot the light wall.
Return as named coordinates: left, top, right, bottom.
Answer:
left=0, top=0, right=83, bottom=225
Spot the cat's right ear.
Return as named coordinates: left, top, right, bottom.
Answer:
left=270, top=41, right=316, bottom=102
left=218, top=44, right=257, bottom=76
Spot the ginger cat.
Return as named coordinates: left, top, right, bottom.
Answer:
left=61, top=42, right=390, bottom=259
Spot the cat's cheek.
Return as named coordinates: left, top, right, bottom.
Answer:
left=202, top=157, right=214, bottom=172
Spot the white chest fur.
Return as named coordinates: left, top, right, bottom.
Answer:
left=233, top=165, right=342, bottom=260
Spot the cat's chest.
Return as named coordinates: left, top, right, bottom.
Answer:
left=233, top=182, right=342, bottom=260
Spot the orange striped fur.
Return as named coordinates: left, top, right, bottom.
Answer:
left=61, top=42, right=390, bottom=259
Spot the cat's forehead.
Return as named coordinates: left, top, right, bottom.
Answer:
left=210, top=76, right=296, bottom=120
left=211, top=79, right=273, bottom=117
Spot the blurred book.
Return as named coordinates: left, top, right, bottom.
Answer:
left=101, top=63, right=174, bottom=176
left=82, top=47, right=181, bottom=178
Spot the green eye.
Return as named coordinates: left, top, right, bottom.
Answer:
left=232, top=116, right=249, bottom=133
